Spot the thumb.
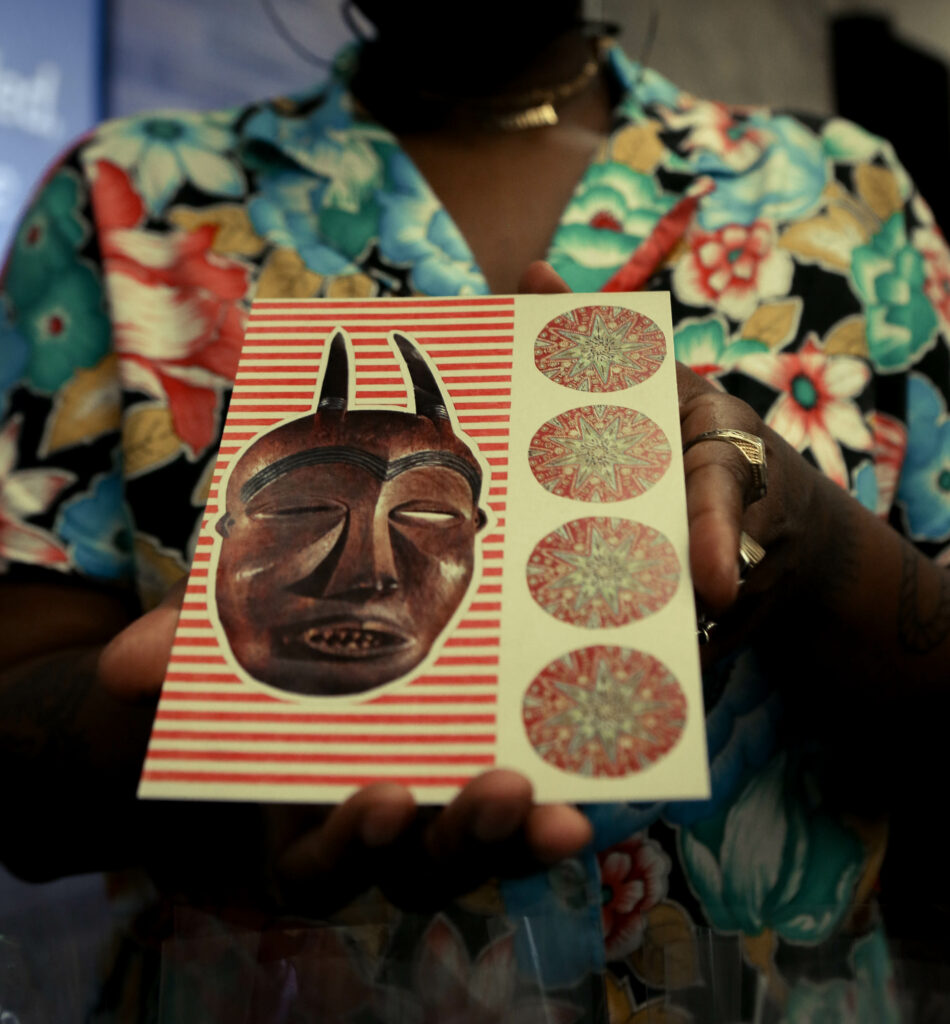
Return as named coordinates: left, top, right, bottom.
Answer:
left=517, top=260, right=572, bottom=295
left=97, top=576, right=188, bottom=701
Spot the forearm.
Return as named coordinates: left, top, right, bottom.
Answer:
left=0, top=645, right=156, bottom=880
left=797, top=471, right=950, bottom=695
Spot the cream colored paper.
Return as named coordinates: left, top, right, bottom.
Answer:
left=138, top=292, right=708, bottom=805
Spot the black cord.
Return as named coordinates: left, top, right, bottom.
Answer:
left=259, top=0, right=335, bottom=68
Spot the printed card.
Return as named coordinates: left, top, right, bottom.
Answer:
left=138, top=293, right=708, bottom=805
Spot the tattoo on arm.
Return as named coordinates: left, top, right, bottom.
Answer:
left=898, top=544, right=950, bottom=654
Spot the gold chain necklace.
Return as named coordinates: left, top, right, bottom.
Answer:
left=416, top=38, right=609, bottom=132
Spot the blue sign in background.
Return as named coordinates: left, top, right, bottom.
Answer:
left=0, top=0, right=105, bottom=254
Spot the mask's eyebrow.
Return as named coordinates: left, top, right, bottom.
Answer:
left=239, top=446, right=482, bottom=504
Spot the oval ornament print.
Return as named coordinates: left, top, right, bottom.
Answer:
left=523, top=646, right=686, bottom=778
left=528, top=405, right=671, bottom=502
left=534, top=305, right=666, bottom=391
left=526, top=517, right=680, bottom=628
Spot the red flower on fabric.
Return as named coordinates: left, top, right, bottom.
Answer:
left=867, top=410, right=908, bottom=518
left=661, top=97, right=767, bottom=169
left=672, top=220, right=794, bottom=321
left=916, top=225, right=950, bottom=335
left=0, top=416, right=73, bottom=571
left=91, top=160, right=248, bottom=455
left=739, top=336, right=873, bottom=486
left=597, top=833, right=670, bottom=960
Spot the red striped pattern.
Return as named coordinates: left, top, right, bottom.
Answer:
left=141, top=297, right=514, bottom=804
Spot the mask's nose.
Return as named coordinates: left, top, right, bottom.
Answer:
left=312, top=505, right=399, bottom=600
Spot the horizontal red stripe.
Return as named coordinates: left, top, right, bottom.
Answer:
left=141, top=771, right=477, bottom=786
left=161, top=691, right=275, bottom=702
left=248, top=309, right=512, bottom=321
left=165, top=673, right=240, bottom=684
left=433, top=656, right=498, bottom=666
left=412, top=674, right=496, bottom=685
left=150, top=729, right=493, bottom=743
left=441, top=376, right=512, bottom=384
left=245, top=323, right=512, bottom=335
left=444, top=636, right=499, bottom=648
left=369, top=694, right=496, bottom=704
left=155, top=711, right=495, bottom=724
left=251, top=297, right=513, bottom=309
left=147, top=749, right=493, bottom=765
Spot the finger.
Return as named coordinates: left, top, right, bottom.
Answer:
left=684, top=445, right=748, bottom=613
left=523, top=803, right=593, bottom=864
left=97, top=575, right=189, bottom=701
left=424, top=768, right=533, bottom=859
left=517, top=260, right=572, bottom=294
left=275, top=783, right=417, bottom=910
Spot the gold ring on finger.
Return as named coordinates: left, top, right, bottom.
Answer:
left=682, top=428, right=768, bottom=503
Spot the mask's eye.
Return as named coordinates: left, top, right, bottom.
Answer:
left=247, top=496, right=346, bottom=521
left=391, top=506, right=464, bottom=527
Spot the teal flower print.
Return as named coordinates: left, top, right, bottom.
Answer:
left=84, top=111, right=245, bottom=213
left=679, top=752, right=864, bottom=944
left=782, top=929, right=899, bottom=1024
left=673, top=317, right=769, bottom=375
left=4, top=170, right=88, bottom=312
left=17, top=265, right=111, bottom=393
left=249, top=171, right=372, bottom=274
left=0, top=305, right=29, bottom=411
left=852, top=213, right=938, bottom=372
left=549, top=162, right=675, bottom=292
left=59, top=472, right=134, bottom=581
left=378, top=152, right=486, bottom=295
left=897, top=374, right=950, bottom=540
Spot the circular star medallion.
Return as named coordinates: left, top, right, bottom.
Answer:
left=526, top=517, right=680, bottom=628
left=529, top=405, right=671, bottom=502
left=534, top=305, right=667, bottom=392
left=523, top=646, right=686, bottom=777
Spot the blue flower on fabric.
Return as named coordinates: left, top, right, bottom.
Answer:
left=666, top=650, right=782, bottom=829
left=84, top=111, right=245, bottom=213
left=698, top=116, right=827, bottom=231
left=583, top=650, right=781, bottom=850
left=377, top=152, right=486, bottom=295
left=549, top=162, right=675, bottom=292
left=4, top=170, right=89, bottom=312
left=678, top=751, right=865, bottom=944
left=609, top=48, right=682, bottom=117
left=59, top=472, right=134, bottom=581
left=0, top=305, right=29, bottom=412
left=17, top=265, right=111, bottom=394
left=243, top=84, right=387, bottom=220
left=249, top=171, right=370, bottom=275
left=897, top=373, right=950, bottom=539
left=500, top=851, right=605, bottom=989
left=852, top=213, right=938, bottom=373
left=851, top=461, right=879, bottom=514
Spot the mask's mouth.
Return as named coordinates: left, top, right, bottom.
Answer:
left=277, top=619, right=411, bottom=660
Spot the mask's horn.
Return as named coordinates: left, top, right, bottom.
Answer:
left=317, top=330, right=350, bottom=413
left=392, top=332, right=449, bottom=421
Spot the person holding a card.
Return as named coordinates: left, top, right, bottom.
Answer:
left=2, top=0, right=949, bottom=1018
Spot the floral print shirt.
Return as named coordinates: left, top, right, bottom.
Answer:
left=2, top=43, right=949, bottom=1023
